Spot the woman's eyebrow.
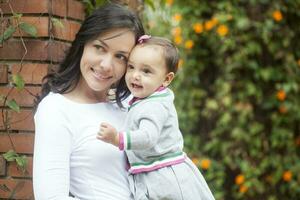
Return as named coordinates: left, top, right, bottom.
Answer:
left=96, top=39, right=108, bottom=48
left=120, top=51, right=130, bottom=55
left=95, top=39, right=130, bottom=55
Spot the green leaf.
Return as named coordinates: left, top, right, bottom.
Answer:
left=259, top=68, right=272, bottom=81
left=6, top=99, right=20, bottom=113
left=12, top=74, right=25, bottom=90
left=206, top=99, right=219, bottom=110
left=218, top=112, right=232, bottom=125
left=236, top=17, right=250, bottom=30
left=144, top=0, right=155, bottom=10
left=0, top=26, right=16, bottom=43
left=19, top=22, right=37, bottom=37
left=82, top=0, right=92, bottom=4
left=246, top=82, right=257, bottom=96
left=51, top=18, right=64, bottom=29
left=95, top=0, right=106, bottom=7
left=16, top=156, right=28, bottom=169
left=82, top=0, right=94, bottom=15
left=3, top=150, right=18, bottom=162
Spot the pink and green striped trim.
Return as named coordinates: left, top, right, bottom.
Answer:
left=128, top=88, right=171, bottom=111
left=118, top=131, right=131, bottom=150
left=128, top=151, right=185, bottom=174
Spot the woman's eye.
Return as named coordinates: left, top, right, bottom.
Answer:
left=116, top=54, right=128, bottom=62
left=94, top=45, right=104, bottom=51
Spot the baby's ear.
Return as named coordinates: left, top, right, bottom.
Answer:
left=163, top=72, right=175, bottom=87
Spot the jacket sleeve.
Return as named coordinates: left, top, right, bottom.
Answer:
left=119, top=102, right=168, bottom=150
left=33, top=100, right=79, bottom=200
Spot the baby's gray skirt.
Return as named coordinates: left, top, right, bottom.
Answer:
left=128, top=157, right=215, bottom=200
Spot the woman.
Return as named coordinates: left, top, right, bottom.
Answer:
left=33, top=3, right=144, bottom=199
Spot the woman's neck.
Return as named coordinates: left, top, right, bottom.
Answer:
left=64, top=80, right=108, bottom=104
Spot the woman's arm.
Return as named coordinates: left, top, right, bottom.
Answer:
left=33, top=101, right=78, bottom=200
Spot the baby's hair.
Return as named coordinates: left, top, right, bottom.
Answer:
left=138, top=36, right=179, bottom=74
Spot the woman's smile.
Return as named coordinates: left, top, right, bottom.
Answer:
left=91, top=67, right=112, bottom=81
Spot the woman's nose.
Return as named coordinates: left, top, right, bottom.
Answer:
left=100, top=54, right=113, bottom=71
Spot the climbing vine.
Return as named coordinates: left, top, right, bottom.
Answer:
left=0, top=0, right=66, bottom=197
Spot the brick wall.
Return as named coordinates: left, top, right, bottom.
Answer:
left=0, top=0, right=85, bottom=199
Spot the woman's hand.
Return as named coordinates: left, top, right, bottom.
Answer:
left=97, top=122, right=119, bottom=147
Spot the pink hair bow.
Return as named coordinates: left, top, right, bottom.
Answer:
left=138, top=35, right=151, bottom=43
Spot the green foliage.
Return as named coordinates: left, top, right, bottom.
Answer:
left=12, top=73, right=25, bottom=91
left=144, top=0, right=155, bottom=10
left=1, top=13, right=32, bottom=173
left=83, top=0, right=156, bottom=16
left=1, top=14, right=37, bottom=44
left=3, top=150, right=19, bottom=161
left=6, top=99, right=20, bottom=113
left=144, top=0, right=300, bottom=199
left=0, top=26, right=16, bottom=43
left=3, top=150, right=27, bottom=172
left=83, top=0, right=107, bottom=15
left=51, top=18, right=64, bottom=29
left=19, top=22, right=37, bottom=37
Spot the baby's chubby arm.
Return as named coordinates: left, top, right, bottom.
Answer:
left=97, top=122, right=119, bottom=147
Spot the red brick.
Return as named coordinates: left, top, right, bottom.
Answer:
left=0, top=133, right=34, bottom=154
left=0, top=156, right=6, bottom=176
left=51, top=18, right=70, bottom=41
left=1, top=0, right=48, bottom=14
left=52, top=0, right=68, bottom=17
left=0, top=40, right=70, bottom=63
left=11, top=63, right=48, bottom=84
left=0, top=87, right=40, bottom=107
left=0, top=64, right=8, bottom=84
left=0, top=179, right=33, bottom=199
left=0, top=40, right=47, bottom=61
left=0, top=110, right=6, bottom=130
left=4, top=13, right=81, bottom=40
left=2, top=0, right=84, bottom=19
left=47, top=40, right=71, bottom=62
left=68, top=0, right=85, bottom=20
left=70, top=20, right=81, bottom=41
left=11, top=110, right=35, bottom=131
left=13, top=16, right=50, bottom=38
left=0, top=109, right=34, bottom=131
left=52, top=19, right=81, bottom=41
left=8, top=157, right=33, bottom=178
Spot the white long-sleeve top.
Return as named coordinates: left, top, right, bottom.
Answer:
left=33, top=92, right=132, bottom=200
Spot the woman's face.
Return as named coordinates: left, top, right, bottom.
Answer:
left=79, top=28, right=135, bottom=97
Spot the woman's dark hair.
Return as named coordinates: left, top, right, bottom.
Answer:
left=36, top=3, right=144, bottom=107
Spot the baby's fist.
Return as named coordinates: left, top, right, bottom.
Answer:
left=97, top=122, right=119, bottom=146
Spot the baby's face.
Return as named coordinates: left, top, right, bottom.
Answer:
left=125, top=45, right=170, bottom=98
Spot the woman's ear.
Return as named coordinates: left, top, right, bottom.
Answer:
left=162, top=72, right=175, bottom=87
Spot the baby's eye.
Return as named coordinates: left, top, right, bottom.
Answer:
left=143, top=69, right=151, bottom=74
left=127, top=64, right=134, bottom=70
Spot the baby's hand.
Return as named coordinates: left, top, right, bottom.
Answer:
left=97, top=122, right=119, bottom=147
